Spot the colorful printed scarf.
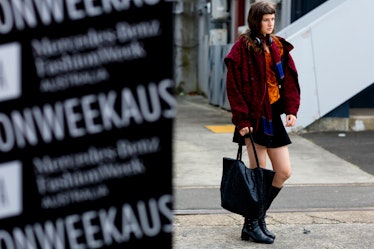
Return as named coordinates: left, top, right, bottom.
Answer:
left=261, top=35, right=284, bottom=136
left=269, top=36, right=284, bottom=82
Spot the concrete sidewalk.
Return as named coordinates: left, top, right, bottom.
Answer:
left=172, top=95, right=374, bottom=249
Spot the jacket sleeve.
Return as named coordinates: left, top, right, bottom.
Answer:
left=224, top=58, right=252, bottom=130
left=282, top=53, right=300, bottom=116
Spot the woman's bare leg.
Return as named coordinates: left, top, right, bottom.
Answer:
left=244, top=138, right=268, bottom=169
left=267, top=146, right=292, bottom=188
left=245, top=138, right=292, bottom=187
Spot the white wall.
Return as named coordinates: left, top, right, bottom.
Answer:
left=277, top=0, right=374, bottom=130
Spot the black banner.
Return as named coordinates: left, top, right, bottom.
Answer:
left=0, top=0, right=175, bottom=248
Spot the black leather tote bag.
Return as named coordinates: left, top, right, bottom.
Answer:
left=220, top=133, right=275, bottom=218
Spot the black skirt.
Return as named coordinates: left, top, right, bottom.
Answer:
left=233, top=100, right=291, bottom=148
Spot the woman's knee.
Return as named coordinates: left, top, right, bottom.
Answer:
left=277, top=167, right=292, bottom=181
left=273, top=168, right=291, bottom=187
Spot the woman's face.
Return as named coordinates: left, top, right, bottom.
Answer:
left=260, top=14, right=275, bottom=35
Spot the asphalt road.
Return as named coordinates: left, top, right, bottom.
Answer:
left=300, top=131, right=374, bottom=175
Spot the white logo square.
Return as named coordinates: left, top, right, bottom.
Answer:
left=0, top=161, right=22, bottom=219
left=0, top=42, right=21, bottom=102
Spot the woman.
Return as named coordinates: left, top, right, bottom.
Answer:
left=224, top=1, right=301, bottom=244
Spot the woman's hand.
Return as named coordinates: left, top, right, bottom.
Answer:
left=285, top=114, right=297, bottom=127
left=239, top=127, right=253, bottom=136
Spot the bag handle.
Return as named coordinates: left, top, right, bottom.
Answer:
left=237, top=132, right=260, bottom=168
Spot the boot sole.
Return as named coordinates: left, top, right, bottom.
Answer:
left=241, top=231, right=274, bottom=244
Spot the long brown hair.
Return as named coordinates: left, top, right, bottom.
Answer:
left=247, top=1, right=276, bottom=35
left=242, top=1, right=276, bottom=52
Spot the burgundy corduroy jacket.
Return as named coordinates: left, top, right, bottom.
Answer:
left=224, top=35, right=300, bottom=132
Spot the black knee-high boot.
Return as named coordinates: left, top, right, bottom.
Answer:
left=241, top=217, right=274, bottom=244
left=266, top=186, right=282, bottom=211
left=259, top=186, right=282, bottom=239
